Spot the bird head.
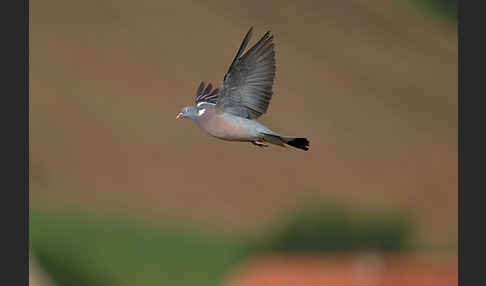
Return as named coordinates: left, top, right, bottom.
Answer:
left=176, top=106, right=199, bottom=120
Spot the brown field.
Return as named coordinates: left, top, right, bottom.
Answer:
left=30, top=0, right=457, bottom=250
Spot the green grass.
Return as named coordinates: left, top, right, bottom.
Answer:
left=30, top=210, right=250, bottom=286
left=414, top=0, right=457, bottom=23
left=30, top=204, right=415, bottom=285
left=254, top=203, right=414, bottom=255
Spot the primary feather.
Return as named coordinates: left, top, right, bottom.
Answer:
left=215, top=27, right=276, bottom=119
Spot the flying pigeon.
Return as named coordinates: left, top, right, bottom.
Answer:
left=176, top=27, right=310, bottom=151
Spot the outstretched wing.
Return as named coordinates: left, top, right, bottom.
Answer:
left=215, top=27, right=276, bottom=119
left=194, top=81, right=219, bottom=106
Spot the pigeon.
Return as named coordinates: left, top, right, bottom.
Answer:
left=176, top=27, right=310, bottom=151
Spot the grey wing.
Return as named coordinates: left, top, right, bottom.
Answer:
left=194, top=81, right=219, bottom=105
left=215, top=27, right=276, bottom=119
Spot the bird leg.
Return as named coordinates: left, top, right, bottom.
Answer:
left=252, top=140, right=268, bottom=148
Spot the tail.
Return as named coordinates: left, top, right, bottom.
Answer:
left=282, top=137, right=310, bottom=151
left=262, top=133, right=310, bottom=151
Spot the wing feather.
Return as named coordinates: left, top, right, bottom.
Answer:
left=194, top=81, right=219, bottom=105
left=216, top=28, right=276, bottom=119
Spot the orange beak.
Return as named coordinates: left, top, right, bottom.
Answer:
left=176, top=112, right=183, bottom=120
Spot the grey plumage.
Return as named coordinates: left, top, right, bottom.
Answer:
left=194, top=81, right=219, bottom=105
left=177, top=27, right=309, bottom=151
left=216, top=27, right=276, bottom=119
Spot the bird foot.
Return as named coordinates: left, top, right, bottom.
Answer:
left=252, top=140, right=268, bottom=148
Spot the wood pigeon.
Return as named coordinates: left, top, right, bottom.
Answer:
left=176, top=27, right=310, bottom=151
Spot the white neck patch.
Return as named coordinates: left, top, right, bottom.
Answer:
left=197, top=102, right=215, bottom=108
left=198, top=109, right=206, bottom=116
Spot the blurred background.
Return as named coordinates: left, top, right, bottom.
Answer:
left=29, top=0, right=457, bottom=285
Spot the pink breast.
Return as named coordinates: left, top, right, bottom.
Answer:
left=195, top=110, right=252, bottom=141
